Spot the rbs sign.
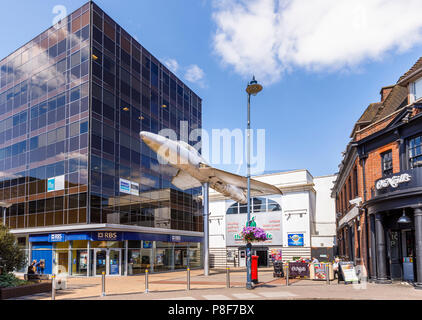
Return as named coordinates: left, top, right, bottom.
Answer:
left=93, top=232, right=122, bottom=241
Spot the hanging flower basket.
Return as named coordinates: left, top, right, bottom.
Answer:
left=240, top=226, right=269, bottom=243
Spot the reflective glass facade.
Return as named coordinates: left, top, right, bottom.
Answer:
left=0, top=2, right=203, bottom=234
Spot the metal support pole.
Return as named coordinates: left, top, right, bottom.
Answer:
left=51, top=274, right=56, bottom=300
left=326, top=264, right=330, bottom=285
left=101, top=271, right=106, bottom=297
left=286, top=263, right=289, bottom=286
left=2, top=207, right=6, bottom=226
left=414, top=208, right=422, bottom=289
left=203, top=183, right=210, bottom=276
left=246, top=93, right=253, bottom=290
left=226, top=267, right=230, bottom=288
left=187, top=268, right=191, bottom=291
left=145, top=269, right=149, bottom=293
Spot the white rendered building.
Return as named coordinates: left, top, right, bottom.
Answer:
left=208, top=170, right=337, bottom=268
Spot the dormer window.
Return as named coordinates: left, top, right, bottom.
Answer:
left=410, top=78, right=422, bottom=103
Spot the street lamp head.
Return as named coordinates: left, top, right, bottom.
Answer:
left=246, top=76, right=263, bottom=96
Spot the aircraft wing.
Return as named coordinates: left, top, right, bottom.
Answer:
left=171, top=170, right=203, bottom=190
left=199, top=166, right=282, bottom=196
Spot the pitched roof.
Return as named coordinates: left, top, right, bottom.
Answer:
left=398, top=57, right=422, bottom=85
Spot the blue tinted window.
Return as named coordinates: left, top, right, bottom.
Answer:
left=30, top=137, right=38, bottom=150
left=70, top=87, right=80, bottom=102
left=80, top=121, right=88, bottom=134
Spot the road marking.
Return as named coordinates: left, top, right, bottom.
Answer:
left=203, top=295, right=232, bottom=300
left=258, top=292, right=297, bottom=298
left=232, top=293, right=260, bottom=299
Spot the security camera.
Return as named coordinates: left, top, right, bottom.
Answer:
left=349, top=197, right=362, bottom=207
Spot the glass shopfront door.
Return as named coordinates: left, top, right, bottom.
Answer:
left=94, top=249, right=121, bottom=276
left=109, top=249, right=120, bottom=275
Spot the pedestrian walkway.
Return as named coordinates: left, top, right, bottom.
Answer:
left=9, top=268, right=422, bottom=300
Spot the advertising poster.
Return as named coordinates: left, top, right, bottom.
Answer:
left=314, top=264, right=327, bottom=280
left=288, top=233, right=304, bottom=246
left=143, top=241, right=152, bottom=249
left=340, top=262, right=359, bottom=283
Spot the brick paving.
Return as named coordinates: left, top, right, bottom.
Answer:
left=8, top=268, right=422, bottom=300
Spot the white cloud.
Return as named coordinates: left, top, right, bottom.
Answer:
left=212, top=0, right=422, bottom=84
left=184, top=65, right=206, bottom=85
left=163, top=58, right=180, bottom=73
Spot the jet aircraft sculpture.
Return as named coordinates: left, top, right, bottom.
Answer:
left=140, top=131, right=282, bottom=276
left=140, top=131, right=282, bottom=202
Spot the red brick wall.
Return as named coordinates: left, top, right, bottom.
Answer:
left=363, top=142, right=400, bottom=201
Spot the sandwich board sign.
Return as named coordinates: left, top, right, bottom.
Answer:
left=338, top=262, right=359, bottom=284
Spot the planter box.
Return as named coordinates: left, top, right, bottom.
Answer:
left=0, top=282, right=52, bottom=300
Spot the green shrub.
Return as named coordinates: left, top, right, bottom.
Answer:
left=0, top=225, right=26, bottom=273
left=0, top=273, right=28, bottom=288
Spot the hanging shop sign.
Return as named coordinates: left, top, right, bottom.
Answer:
left=288, top=233, right=304, bottom=247
left=376, top=173, right=412, bottom=190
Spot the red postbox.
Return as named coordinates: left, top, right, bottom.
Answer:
left=251, top=255, right=259, bottom=283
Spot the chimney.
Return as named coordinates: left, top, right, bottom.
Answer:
left=380, top=85, right=394, bottom=102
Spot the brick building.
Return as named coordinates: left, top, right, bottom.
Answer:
left=332, top=58, right=422, bottom=288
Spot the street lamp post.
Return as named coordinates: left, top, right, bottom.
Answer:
left=245, top=76, right=263, bottom=290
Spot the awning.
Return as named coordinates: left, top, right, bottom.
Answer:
left=338, top=206, right=360, bottom=230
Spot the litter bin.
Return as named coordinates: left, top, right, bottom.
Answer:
left=251, top=255, right=259, bottom=283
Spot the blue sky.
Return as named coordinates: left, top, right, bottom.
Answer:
left=2, top=0, right=422, bottom=177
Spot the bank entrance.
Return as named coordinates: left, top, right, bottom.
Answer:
left=94, top=248, right=122, bottom=276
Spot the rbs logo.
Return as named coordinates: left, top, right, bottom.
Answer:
left=97, top=232, right=118, bottom=240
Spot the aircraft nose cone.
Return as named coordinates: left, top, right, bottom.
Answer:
left=140, top=131, right=165, bottom=154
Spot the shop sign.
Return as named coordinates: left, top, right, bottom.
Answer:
left=376, top=173, right=411, bottom=190
left=339, top=262, right=359, bottom=283
left=170, top=235, right=182, bottom=242
left=93, top=232, right=122, bottom=241
left=48, top=233, right=66, bottom=242
left=288, top=233, right=304, bottom=247
left=47, top=175, right=65, bottom=192
left=143, top=241, right=153, bottom=249
left=119, top=178, right=139, bottom=196
left=289, top=262, right=309, bottom=277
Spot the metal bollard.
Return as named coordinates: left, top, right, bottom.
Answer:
left=101, top=271, right=106, bottom=297
left=187, top=268, right=191, bottom=291
left=145, top=269, right=149, bottom=293
left=326, top=264, right=330, bottom=285
left=286, top=263, right=289, bottom=287
left=226, top=267, right=230, bottom=288
left=51, top=274, right=56, bottom=300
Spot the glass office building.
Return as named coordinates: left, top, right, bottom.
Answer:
left=0, top=2, right=203, bottom=276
